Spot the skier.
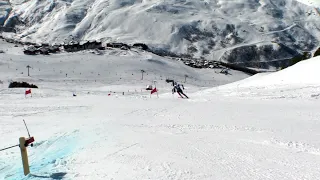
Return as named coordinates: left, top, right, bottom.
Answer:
left=172, top=82, right=189, bottom=99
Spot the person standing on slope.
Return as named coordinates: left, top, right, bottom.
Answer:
left=172, top=82, right=189, bottom=99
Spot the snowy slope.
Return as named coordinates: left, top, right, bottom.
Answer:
left=0, top=1, right=320, bottom=179
left=0, top=0, right=319, bottom=68
left=0, top=42, right=320, bottom=179
left=0, top=40, right=249, bottom=90
left=200, top=55, right=320, bottom=99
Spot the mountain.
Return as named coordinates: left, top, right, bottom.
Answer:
left=0, top=0, right=319, bottom=69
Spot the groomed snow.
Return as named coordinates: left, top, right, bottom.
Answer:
left=0, top=40, right=320, bottom=179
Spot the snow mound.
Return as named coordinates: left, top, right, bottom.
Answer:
left=198, top=56, right=320, bottom=99
left=231, top=56, right=320, bottom=87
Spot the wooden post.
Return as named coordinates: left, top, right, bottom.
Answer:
left=19, top=137, right=30, bottom=176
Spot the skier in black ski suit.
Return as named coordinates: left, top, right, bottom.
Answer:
left=172, top=82, right=189, bottom=98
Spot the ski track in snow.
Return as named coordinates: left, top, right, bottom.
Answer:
left=0, top=42, right=320, bottom=179
left=1, top=88, right=320, bottom=179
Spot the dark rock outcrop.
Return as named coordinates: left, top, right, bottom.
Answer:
left=9, top=81, right=38, bottom=88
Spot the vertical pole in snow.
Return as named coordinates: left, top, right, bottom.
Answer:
left=26, top=65, right=31, bottom=76
left=141, top=70, right=145, bottom=80
left=19, top=137, right=30, bottom=175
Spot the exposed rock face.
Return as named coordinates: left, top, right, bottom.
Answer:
left=220, top=43, right=299, bottom=69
